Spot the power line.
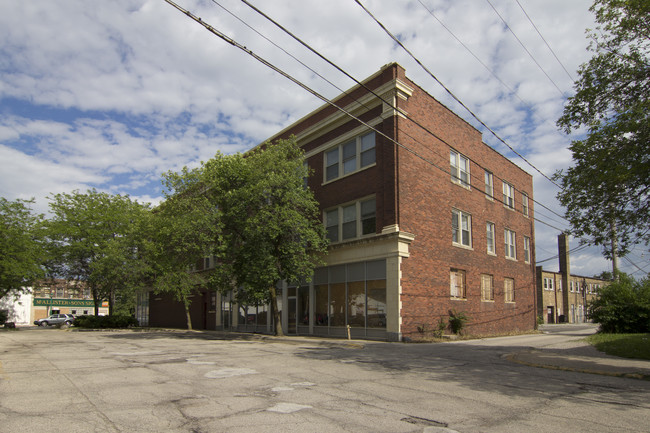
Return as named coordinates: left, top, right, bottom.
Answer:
left=514, top=0, right=575, bottom=82
left=236, top=0, right=569, bottom=225
left=485, top=0, right=568, bottom=97
left=164, top=0, right=562, bottom=240
left=353, top=0, right=563, bottom=190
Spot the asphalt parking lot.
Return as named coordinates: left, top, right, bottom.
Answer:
left=1, top=327, right=649, bottom=433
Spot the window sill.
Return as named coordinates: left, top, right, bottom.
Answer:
left=451, top=180, right=471, bottom=190
left=487, top=251, right=497, bottom=257
left=481, top=299, right=495, bottom=303
left=322, top=163, right=376, bottom=186
left=505, top=256, right=517, bottom=262
left=450, top=297, right=467, bottom=301
left=452, top=242, right=473, bottom=251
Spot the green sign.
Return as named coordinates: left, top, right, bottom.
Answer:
left=33, top=298, right=97, bottom=307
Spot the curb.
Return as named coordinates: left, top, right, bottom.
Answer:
left=506, top=350, right=650, bottom=380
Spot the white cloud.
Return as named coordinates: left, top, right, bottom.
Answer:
left=0, top=0, right=629, bottom=276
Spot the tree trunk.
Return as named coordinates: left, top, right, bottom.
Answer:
left=183, top=295, right=193, bottom=330
left=92, top=286, right=100, bottom=316
left=108, top=287, right=114, bottom=316
left=270, top=285, right=283, bottom=336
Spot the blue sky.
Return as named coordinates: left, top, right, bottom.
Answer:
left=1, top=0, right=646, bottom=277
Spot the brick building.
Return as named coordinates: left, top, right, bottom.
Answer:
left=148, top=63, right=537, bottom=340
left=537, top=233, right=608, bottom=324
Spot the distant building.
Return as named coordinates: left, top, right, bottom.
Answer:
left=147, top=63, right=537, bottom=340
left=536, top=233, right=609, bottom=324
left=0, top=279, right=108, bottom=326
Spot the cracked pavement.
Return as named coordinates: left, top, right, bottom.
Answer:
left=0, top=326, right=648, bottom=433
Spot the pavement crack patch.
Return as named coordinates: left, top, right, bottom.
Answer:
left=401, top=415, right=448, bottom=427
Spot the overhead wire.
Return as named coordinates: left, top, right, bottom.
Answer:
left=237, top=0, right=569, bottom=225
left=353, top=0, right=564, bottom=190
left=163, top=0, right=563, bottom=240
left=514, top=0, right=575, bottom=82
left=485, top=0, right=568, bottom=97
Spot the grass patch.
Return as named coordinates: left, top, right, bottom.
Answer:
left=586, top=333, right=650, bottom=360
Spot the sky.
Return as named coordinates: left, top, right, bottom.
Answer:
left=0, top=0, right=647, bottom=278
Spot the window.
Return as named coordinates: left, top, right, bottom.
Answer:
left=450, top=269, right=466, bottom=299
left=503, top=182, right=515, bottom=209
left=522, top=193, right=529, bottom=217
left=504, top=229, right=516, bottom=259
left=504, top=278, right=515, bottom=303
left=486, top=222, right=496, bottom=254
left=543, top=278, right=554, bottom=291
left=324, top=131, right=376, bottom=182
left=484, top=171, right=493, bottom=198
left=523, top=236, right=531, bottom=263
left=452, top=209, right=472, bottom=247
left=570, top=280, right=574, bottom=292
left=481, top=274, right=494, bottom=301
left=325, top=197, right=376, bottom=243
left=450, top=150, right=470, bottom=187
left=326, top=209, right=339, bottom=242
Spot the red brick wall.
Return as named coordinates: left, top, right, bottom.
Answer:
left=394, top=72, right=536, bottom=338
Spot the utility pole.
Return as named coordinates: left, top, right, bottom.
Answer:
left=611, top=220, right=619, bottom=281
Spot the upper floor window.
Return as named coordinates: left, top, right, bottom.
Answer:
left=485, top=171, right=493, bottom=198
left=522, top=193, right=529, bottom=217
left=325, top=131, right=376, bottom=182
left=450, top=150, right=470, bottom=187
left=504, top=229, right=516, bottom=259
left=486, top=222, right=496, bottom=255
left=503, top=182, right=515, bottom=209
left=452, top=209, right=472, bottom=248
left=543, top=277, right=554, bottom=290
left=523, top=236, right=531, bottom=263
left=325, top=197, right=376, bottom=243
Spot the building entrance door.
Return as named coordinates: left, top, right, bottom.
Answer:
left=547, top=306, right=554, bottom=324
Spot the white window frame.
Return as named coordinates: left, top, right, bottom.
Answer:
left=450, top=150, right=470, bottom=187
left=450, top=268, right=467, bottom=299
left=324, top=131, right=376, bottom=182
left=452, top=209, right=472, bottom=248
left=324, top=197, right=376, bottom=243
left=503, top=182, right=515, bottom=209
left=486, top=222, right=496, bottom=255
left=523, top=236, right=531, bottom=263
left=522, top=193, right=529, bottom=217
left=504, top=278, right=515, bottom=303
left=504, top=229, right=516, bottom=260
left=484, top=171, right=493, bottom=199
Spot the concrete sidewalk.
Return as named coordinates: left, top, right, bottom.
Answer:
left=507, top=346, right=650, bottom=380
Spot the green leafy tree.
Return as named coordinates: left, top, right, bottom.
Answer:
left=0, top=197, right=45, bottom=300
left=587, top=273, right=650, bottom=333
left=555, top=0, right=649, bottom=259
left=205, top=138, right=328, bottom=336
left=147, top=167, right=219, bottom=330
left=44, top=190, right=149, bottom=315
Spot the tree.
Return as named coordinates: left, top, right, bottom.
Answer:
left=205, top=138, right=328, bottom=336
left=555, top=0, right=649, bottom=260
left=0, top=197, right=46, bottom=300
left=44, top=190, right=149, bottom=315
left=587, top=273, right=650, bottom=333
left=147, top=166, right=219, bottom=330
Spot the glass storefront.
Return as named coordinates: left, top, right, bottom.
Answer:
left=225, top=259, right=387, bottom=338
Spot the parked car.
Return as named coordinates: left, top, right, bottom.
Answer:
left=34, top=314, right=75, bottom=327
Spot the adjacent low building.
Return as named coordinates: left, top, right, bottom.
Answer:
left=537, top=233, right=609, bottom=324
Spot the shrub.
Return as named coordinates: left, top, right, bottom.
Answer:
left=588, top=275, right=650, bottom=333
left=73, top=314, right=138, bottom=329
left=448, top=310, right=469, bottom=335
